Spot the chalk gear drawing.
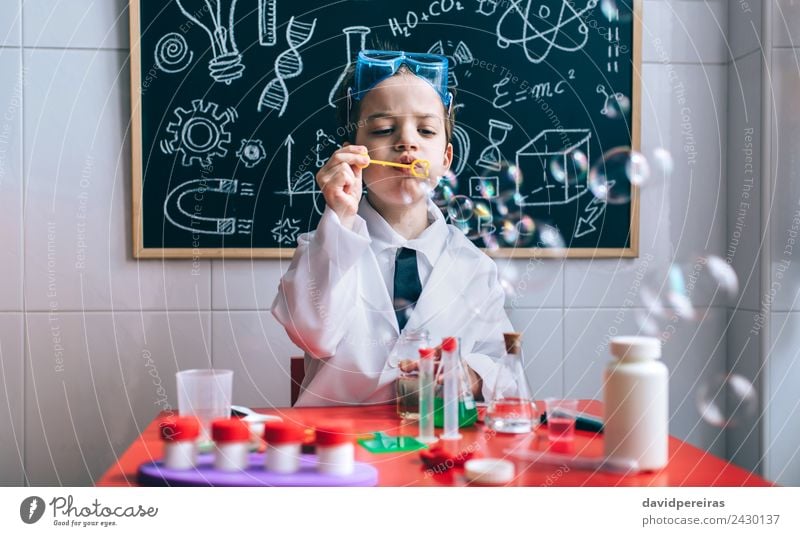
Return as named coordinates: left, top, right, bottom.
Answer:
left=163, top=99, right=236, bottom=168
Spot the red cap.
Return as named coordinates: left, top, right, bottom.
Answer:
left=441, top=337, right=457, bottom=353
left=314, top=422, right=353, bottom=446
left=263, top=422, right=305, bottom=445
left=419, top=347, right=436, bottom=360
left=211, top=418, right=251, bottom=443
left=160, top=417, right=200, bottom=442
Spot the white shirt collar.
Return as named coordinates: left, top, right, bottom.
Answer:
left=358, top=196, right=449, bottom=267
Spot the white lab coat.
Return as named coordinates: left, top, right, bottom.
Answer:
left=272, top=197, right=514, bottom=407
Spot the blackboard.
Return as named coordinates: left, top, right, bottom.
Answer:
left=130, top=0, right=641, bottom=258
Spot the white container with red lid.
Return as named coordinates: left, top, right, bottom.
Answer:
left=315, top=423, right=354, bottom=476
left=212, top=418, right=251, bottom=471
left=263, top=422, right=305, bottom=474
left=160, top=416, right=200, bottom=470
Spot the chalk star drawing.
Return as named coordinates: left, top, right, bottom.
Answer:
left=271, top=217, right=301, bottom=244
left=496, top=0, right=598, bottom=64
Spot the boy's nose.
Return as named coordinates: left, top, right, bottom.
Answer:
left=394, top=131, right=420, bottom=152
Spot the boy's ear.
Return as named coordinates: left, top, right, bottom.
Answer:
left=442, top=142, right=453, bottom=170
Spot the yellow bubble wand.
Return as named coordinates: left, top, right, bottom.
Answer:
left=361, top=156, right=431, bottom=179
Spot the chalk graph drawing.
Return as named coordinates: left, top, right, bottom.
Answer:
left=276, top=135, right=324, bottom=216
left=258, top=16, right=318, bottom=116
left=271, top=217, right=301, bottom=245
left=258, top=0, right=277, bottom=46
left=154, top=32, right=194, bottom=73
left=496, top=0, right=598, bottom=64
left=515, top=129, right=592, bottom=207
left=175, top=0, right=245, bottom=84
left=329, top=26, right=371, bottom=108
left=236, top=139, right=267, bottom=168
left=164, top=178, right=255, bottom=235
left=160, top=99, right=236, bottom=168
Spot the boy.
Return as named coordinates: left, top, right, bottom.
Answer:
left=272, top=50, right=514, bottom=406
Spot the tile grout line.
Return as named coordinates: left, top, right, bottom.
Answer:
left=19, top=0, right=26, bottom=487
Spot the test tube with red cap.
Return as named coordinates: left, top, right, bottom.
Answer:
left=263, top=421, right=305, bottom=474
left=417, top=347, right=437, bottom=444
left=315, top=422, right=355, bottom=476
left=211, top=418, right=251, bottom=471
left=160, top=416, right=200, bottom=470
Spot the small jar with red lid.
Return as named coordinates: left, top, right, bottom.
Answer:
left=263, top=422, right=305, bottom=474
left=211, top=418, right=251, bottom=471
left=314, top=422, right=354, bottom=476
left=160, top=416, right=200, bottom=470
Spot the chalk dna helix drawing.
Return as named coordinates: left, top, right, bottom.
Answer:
left=259, top=16, right=318, bottom=116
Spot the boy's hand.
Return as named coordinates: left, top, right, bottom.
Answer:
left=316, top=145, right=370, bottom=229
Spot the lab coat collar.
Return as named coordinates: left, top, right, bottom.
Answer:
left=358, top=196, right=448, bottom=268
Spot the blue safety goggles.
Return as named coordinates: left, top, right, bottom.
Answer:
left=350, top=50, right=452, bottom=109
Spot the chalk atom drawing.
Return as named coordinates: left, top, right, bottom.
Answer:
left=496, top=0, right=597, bottom=63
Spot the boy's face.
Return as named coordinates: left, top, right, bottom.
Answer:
left=354, top=73, right=453, bottom=208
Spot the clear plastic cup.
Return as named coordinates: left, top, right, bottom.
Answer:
left=545, top=398, right=577, bottom=445
left=176, top=369, right=233, bottom=443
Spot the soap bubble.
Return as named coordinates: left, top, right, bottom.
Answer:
left=601, top=0, right=618, bottom=21
left=696, top=373, right=758, bottom=428
left=604, top=93, right=631, bottom=120
left=652, top=147, right=674, bottom=176
left=497, top=261, right=521, bottom=299
left=430, top=171, right=458, bottom=207
left=588, top=147, right=651, bottom=204
left=549, top=149, right=589, bottom=186
left=638, top=256, right=739, bottom=325
left=447, top=195, right=474, bottom=223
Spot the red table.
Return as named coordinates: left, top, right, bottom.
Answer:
left=97, top=402, right=771, bottom=487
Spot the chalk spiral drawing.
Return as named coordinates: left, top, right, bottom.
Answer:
left=154, top=32, right=194, bottom=73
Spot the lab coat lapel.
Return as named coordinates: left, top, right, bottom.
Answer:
left=358, top=251, right=401, bottom=335
left=404, top=236, right=460, bottom=332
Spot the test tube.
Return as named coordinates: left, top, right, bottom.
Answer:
left=441, top=337, right=461, bottom=440
left=417, top=347, right=437, bottom=444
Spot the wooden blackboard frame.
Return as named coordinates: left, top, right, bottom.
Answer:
left=130, top=0, right=642, bottom=259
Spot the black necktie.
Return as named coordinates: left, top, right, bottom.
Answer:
left=393, top=247, right=422, bottom=331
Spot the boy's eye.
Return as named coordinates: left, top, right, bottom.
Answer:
left=372, top=127, right=393, bottom=135
left=419, top=128, right=437, bottom=135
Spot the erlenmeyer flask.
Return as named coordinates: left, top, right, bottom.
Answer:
left=485, top=332, right=538, bottom=433
left=328, top=26, right=371, bottom=108
left=434, top=337, right=478, bottom=430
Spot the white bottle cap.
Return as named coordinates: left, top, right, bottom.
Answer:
left=609, top=336, right=661, bottom=361
left=464, top=458, right=515, bottom=485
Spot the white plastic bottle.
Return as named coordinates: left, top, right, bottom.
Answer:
left=603, top=336, right=669, bottom=471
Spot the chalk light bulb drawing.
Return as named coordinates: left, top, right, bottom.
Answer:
left=176, top=0, right=245, bottom=84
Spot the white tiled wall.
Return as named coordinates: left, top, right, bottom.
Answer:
left=2, top=0, right=792, bottom=485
